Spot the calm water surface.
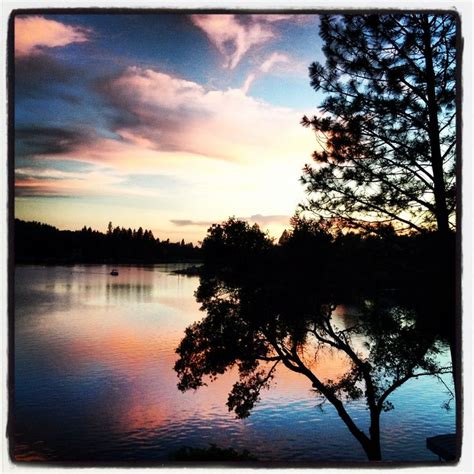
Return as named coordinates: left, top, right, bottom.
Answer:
left=13, top=264, right=455, bottom=462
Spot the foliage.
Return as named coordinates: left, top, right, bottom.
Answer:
left=301, top=14, right=457, bottom=236
left=14, top=219, right=200, bottom=263
left=201, top=217, right=273, bottom=265
left=175, top=219, right=452, bottom=461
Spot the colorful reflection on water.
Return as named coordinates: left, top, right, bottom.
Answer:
left=13, top=265, right=455, bottom=462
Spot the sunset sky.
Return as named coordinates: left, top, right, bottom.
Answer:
left=14, top=13, right=324, bottom=243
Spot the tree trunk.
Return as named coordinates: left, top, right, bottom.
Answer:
left=302, top=367, right=378, bottom=461
left=422, top=18, right=458, bottom=413
left=364, top=443, right=382, bottom=461
left=421, top=17, right=451, bottom=238
left=367, top=409, right=382, bottom=461
left=352, top=405, right=382, bottom=461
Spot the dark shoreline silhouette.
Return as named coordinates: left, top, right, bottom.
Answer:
left=14, top=219, right=202, bottom=264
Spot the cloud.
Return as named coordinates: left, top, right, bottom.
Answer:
left=170, top=215, right=290, bottom=228
left=249, top=14, right=293, bottom=23
left=15, top=167, right=163, bottom=199
left=191, top=14, right=276, bottom=69
left=97, top=66, right=314, bottom=163
left=15, top=54, right=85, bottom=101
left=15, top=172, right=121, bottom=198
left=242, top=52, right=290, bottom=93
left=15, top=15, right=91, bottom=57
left=15, top=125, right=95, bottom=157
left=242, top=73, right=257, bottom=95
left=249, top=14, right=316, bottom=25
left=260, top=52, right=289, bottom=73
left=170, top=219, right=215, bottom=227
left=191, top=14, right=317, bottom=69
left=16, top=167, right=89, bottom=180
left=13, top=21, right=89, bottom=111
left=244, top=214, right=290, bottom=226
left=16, top=67, right=316, bottom=211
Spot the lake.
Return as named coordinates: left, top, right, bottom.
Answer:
left=12, top=264, right=455, bottom=463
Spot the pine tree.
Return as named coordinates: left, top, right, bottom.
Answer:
left=301, top=14, right=456, bottom=237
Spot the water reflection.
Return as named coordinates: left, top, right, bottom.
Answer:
left=13, top=265, right=455, bottom=463
left=105, top=282, right=153, bottom=302
left=175, top=265, right=455, bottom=461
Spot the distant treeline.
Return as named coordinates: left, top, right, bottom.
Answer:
left=14, top=219, right=201, bottom=264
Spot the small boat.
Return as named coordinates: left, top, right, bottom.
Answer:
left=110, top=269, right=119, bottom=276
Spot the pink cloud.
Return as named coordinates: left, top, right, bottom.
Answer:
left=191, top=14, right=318, bottom=69
left=242, top=52, right=290, bottom=93
left=170, top=215, right=290, bottom=228
left=170, top=219, right=215, bottom=227
left=249, top=14, right=317, bottom=25
left=15, top=168, right=161, bottom=199
left=242, top=73, right=257, bottom=94
left=191, top=14, right=275, bottom=69
left=15, top=15, right=90, bottom=57
left=17, top=67, right=317, bottom=208
left=244, top=214, right=290, bottom=227
left=260, top=52, right=289, bottom=73
left=99, top=66, right=314, bottom=163
left=249, top=14, right=292, bottom=23
left=107, top=66, right=205, bottom=111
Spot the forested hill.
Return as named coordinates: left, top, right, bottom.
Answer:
left=14, top=219, right=201, bottom=264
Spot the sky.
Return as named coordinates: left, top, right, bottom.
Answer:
left=14, top=12, right=325, bottom=243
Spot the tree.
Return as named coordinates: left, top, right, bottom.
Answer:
left=201, top=217, right=273, bottom=264
left=300, top=14, right=456, bottom=237
left=277, top=229, right=290, bottom=245
left=175, top=256, right=452, bottom=461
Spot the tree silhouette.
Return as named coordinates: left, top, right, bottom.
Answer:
left=201, top=217, right=273, bottom=265
left=301, top=14, right=456, bottom=237
left=175, top=262, right=451, bottom=461
left=175, top=221, right=453, bottom=461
